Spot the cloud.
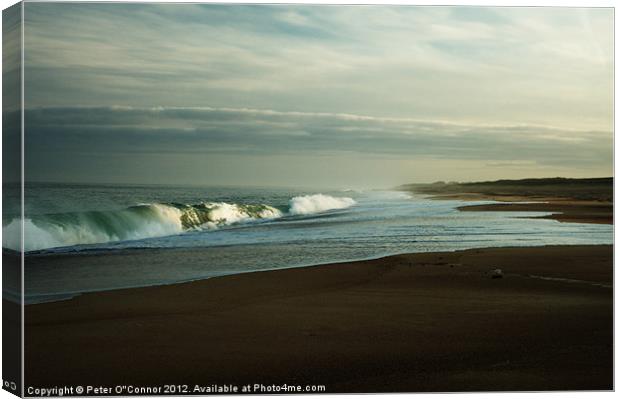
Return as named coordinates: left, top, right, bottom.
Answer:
left=17, top=4, right=613, bottom=186
left=23, top=4, right=613, bottom=131
left=3, top=3, right=21, bottom=111
left=23, top=106, right=612, bottom=168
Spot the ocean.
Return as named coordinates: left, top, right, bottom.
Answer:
left=3, top=182, right=613, bottom=303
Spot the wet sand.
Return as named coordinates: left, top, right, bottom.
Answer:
left=457, top=199, right=613, bottom=225
left=420, top=193, right=612, bottom=225
left=24, top=245, right=612, bottom=393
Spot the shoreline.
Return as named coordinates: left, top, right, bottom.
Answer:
left=417, top=193, right=613, bottom=225
left=400, top=177, right=613, bottom=225
left=24, top=244, right=613, bottom=392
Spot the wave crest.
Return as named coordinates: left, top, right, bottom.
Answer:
left=3, top=202, right=282, bottom=252
left=3, top=194, right=355, bottom=251
left=289, top=194, right=356, bottom=215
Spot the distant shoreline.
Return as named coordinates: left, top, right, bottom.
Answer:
left=400, top=177, right=613, bottom=225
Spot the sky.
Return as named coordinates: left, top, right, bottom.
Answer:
left=19, top=3, right=613, bottom=188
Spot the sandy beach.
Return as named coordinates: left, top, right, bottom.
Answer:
left=402, top=178, right=613, bottom=225
left=23, top=245, right=612, bottom=392
left=427, top=195, right=613, bottom=225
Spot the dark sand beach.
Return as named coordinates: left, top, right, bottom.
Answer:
left=24, top=245, right=612, bottom=392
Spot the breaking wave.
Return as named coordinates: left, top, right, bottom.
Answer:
left=289, top=194, right=356, bottom=215
left=2, top=194, right=356, bottom=251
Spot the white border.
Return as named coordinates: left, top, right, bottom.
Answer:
left=0, top=2, right=616, bottom=399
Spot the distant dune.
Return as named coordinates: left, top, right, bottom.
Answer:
left=399, top=177, right=612, bottom=202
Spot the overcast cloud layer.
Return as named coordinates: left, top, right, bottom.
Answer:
left=22, top=4, right=613, bottom=187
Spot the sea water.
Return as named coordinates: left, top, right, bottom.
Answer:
left=3, top=182, right=613, bottom=303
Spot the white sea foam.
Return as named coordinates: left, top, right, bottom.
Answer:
left=289, top=194, right=356, bottom=215
left=205, top=202, right=282, bottom=225
left=3, top=218, right=64, bottom=251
